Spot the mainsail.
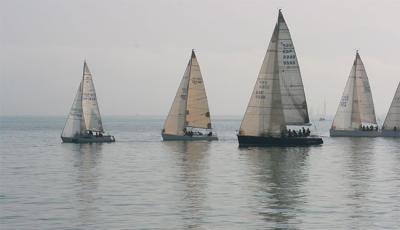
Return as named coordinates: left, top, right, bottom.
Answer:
left=186, top=51, right=212, bottom=129
left=276, top=12, right=310, bottom=125
left=61, top=82, right=85, bottom=138
left=81, top=61, right=104, bottom=132
left=383, top=82, right=400, bottom=130
left=332, top=52, right=377, bottom=130
left=163, top=50, right=213, bottom=135
left=239, top=10, right=308, bottom=137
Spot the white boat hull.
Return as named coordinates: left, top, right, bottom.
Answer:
left=162, top=134, right=218, bottom=141
left=330, top=129, right=380, bottom=137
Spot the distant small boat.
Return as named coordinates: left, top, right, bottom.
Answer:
left=330, top=51, right=379, bottom=137
left=319, top=99, right=326, bottom=121
left=381, top=82, right=400, bottom=137
left=61, top=61, right=115, bottom=143
left=161, top=50, right=218, bottom=141
left=237, top=10, right=323, bottom=147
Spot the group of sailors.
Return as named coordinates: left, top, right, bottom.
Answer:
left=87, top=130, right=103, bottom=137
left=183, top=128, right=213, bottom=137
left=359, top=125, right=378, bottom=131
left=287, top=127, right=311, bottom=137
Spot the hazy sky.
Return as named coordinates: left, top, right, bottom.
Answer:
left=1, top=0, right=399, bottom=119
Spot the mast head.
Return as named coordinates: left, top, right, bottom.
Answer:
left=83, top=60, right=91, bottom=76
left=278, top=9, right=285, bottom=23
left=191, top=49, right=196, bottom=59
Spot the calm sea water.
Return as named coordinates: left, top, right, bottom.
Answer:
left=0, top=116, right=399, bottom=229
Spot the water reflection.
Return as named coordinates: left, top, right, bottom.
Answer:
left=70, top=144, right=103, bottom=227
left=163, top=142, right=210, bottom=229
left=340, top=138, right=376, bottom=227
left=242, top=147, right=310, bottom=228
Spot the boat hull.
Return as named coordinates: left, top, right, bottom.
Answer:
left=237, top=135, right=323, bottom=147
left=61, top=135, right=115, bottom=143
left=380, top=130, right=400, bottom=137
left=162, top=134, right=218, bottom=141
left=330, top=129, right=380, bottom=137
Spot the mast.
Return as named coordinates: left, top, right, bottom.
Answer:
left=184, top=50, right=193, bottom=128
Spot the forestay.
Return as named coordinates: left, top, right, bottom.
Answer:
left=332, top=52, right=377, bottom=130
left=81, top=62, right=104, bottom=132
left=61, top=82, right=85, bottom=138
left=383, top=82, right=400, bottom=130
left=276, top=11, right=310, bottom=125
left=239, top=24, right=286, bottom=137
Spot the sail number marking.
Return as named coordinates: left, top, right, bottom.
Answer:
left=340, top=95, right=349, bottom=107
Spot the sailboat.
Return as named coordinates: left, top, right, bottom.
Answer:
left=237, top=10, right=323, bottom=147
left=330, top=51, right=379, bottom=137
left=161, top=50, right=218, bottom=141
left=381, top=82, right=400, bottom=137
left=61, top=61, right=115, bottom=143
left=319, top=99, right=326, bottom=121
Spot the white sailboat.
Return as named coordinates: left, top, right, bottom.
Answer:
left=237, top=10, right=323, bottom=147
left=330, top=51, right=379, bottom=137
left=381, top=82, right=400, bottom=137
left=319, top=99, right=326, bottom=121
left=162, top=50, right=218, bottom=141
left=61, top=61, right=115, bottom=143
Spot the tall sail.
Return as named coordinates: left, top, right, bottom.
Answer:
left=239, top=23, right=286, bottom=137
left=163, top=55, right=191, bottom=135
left=186, top=51, right=212, bottom=129
left=332, top=52, right=377, bottom=130
left=61, top=82, right=85, bottom=138
left=81, top=61, right=104, bottom=132
left=383, top=82, right=400, bottom=130
left=276, top=11, right=310, bottom=125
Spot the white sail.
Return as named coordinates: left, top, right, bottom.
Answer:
left=239, top=23, right=286, bottom=137
left=383, top=82, right=400, bottom=130
left=81, top=61, right=104, bottom=132
left=163, top=56, right=191, bottom=135
left=276, top=12, right=310, bottom=125
left=354, top=53, right=377, bottom=124
left=186, top=51, right=212, bottom=129
left=332, top=52, right=377, bottom=130
left=61, top=82, right=85, bottom=138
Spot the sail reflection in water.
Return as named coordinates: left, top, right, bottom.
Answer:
left=163, top=142, right=210, bottom=229
left=241, top=147, right=310, bottom=227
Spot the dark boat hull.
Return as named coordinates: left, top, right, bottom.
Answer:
left=330, top=129, right=380, bottom=137
left=162, top=134, right=218, bottom=141
left=61, top=135, right=115, bottom=143
left=380, top=130, right=400, bottom=137
left=237, top=135, right=323, bottom=147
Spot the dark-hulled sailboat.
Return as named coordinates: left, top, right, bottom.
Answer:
left=237, top=10, right=323, bottom=147
left=162, top=50, right=218, bottom=141
left=381, top=82, right=400, bottom=137
left=61, top=61, right=115, bottom=143
left=330, top=51, right=379, bottom=137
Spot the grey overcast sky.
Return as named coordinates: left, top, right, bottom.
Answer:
left=1, top=0, right=399, bottom=118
